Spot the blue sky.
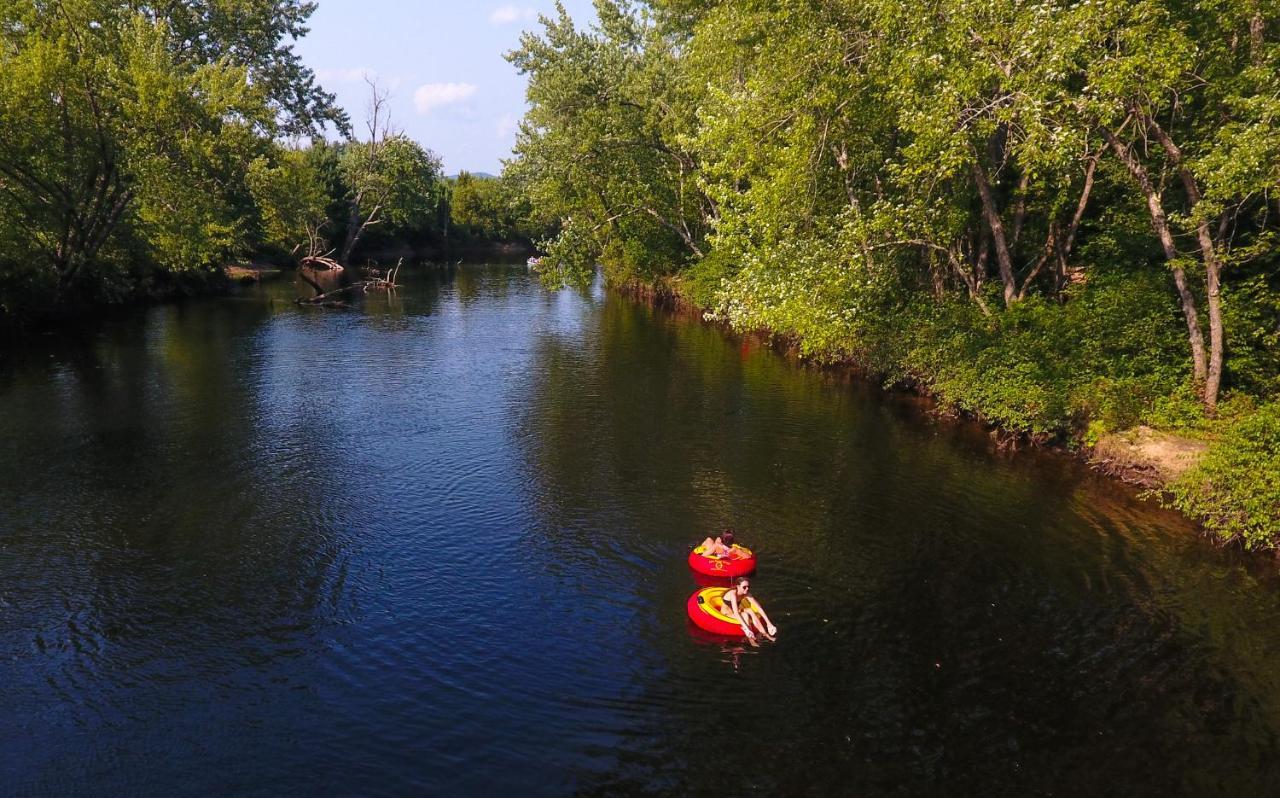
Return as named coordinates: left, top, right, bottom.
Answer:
left=294, top=1, right=597, bottom=175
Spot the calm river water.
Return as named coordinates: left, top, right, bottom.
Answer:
left=3, top=264, right=1280, bottom=796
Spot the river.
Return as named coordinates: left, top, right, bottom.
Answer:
left=2, top=264, right=1279, bottom=796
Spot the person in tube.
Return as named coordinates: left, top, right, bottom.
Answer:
left=698, top=528, right=748, bottom=559
left=722, top=577, right=777, bottom=644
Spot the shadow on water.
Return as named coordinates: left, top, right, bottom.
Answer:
left=2, top=265, right=1279, bottom=796
left=517, top=290, right=1280, bottom=796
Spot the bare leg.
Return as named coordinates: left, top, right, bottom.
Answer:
left=743, top=609, right=773, bottom=641
left=753, top=606, right=778, bottom=638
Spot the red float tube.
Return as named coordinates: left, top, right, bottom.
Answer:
left=688, top=543, right=756, bottom=578
left=687, top=586, right=750, bottom=637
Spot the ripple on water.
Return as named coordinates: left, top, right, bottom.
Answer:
left=3, top=266, right=1280, bottom=796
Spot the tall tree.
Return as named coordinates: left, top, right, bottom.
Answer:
left=1080, top=0, right=1280, bottom=412
left=507, top=0, right=711, bottom=287
left=335, top=81, right=443, bottom=264
left=0, top=0, right=345, bottom=315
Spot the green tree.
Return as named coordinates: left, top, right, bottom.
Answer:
left=0, top=2, right=268, bottom=305
left=138, top=0, right=349, bottom=136
left=449, top=171, right=536, bottom=241
left=507, top=0, right=711, bottom=287
left=0, top=0, right=343, bottom=320
left=246, top=145, right=330, bottom=258
left=335, top=81, right=443, bottom=263
left=1076, top=0, right=1280, bottom=413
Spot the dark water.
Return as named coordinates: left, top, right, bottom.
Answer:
left=3, top=265, right=1280, bottom=797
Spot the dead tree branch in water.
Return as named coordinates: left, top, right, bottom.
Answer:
left=295, top=258, right=402, bottom=306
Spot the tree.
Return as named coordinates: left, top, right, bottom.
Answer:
left=246, top=145, right=330, bottom=259
left=0, top=2, right=269, bottom=301
left=0, top=0, right=344, bottom=318
left=1077, top=0, right=1280, bottom=413
left=134, top=0, right=349, bottom=136
left=507, top=0, right=711, bottom=287
left=336, top=79, right=443, bottom=264
left=449, top=171, right=534, bottom=240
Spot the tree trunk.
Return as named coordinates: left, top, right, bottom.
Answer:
left=1010, top=172, right=1030, bottom=246
left=340, top=190, right=365, bottom=265
left=1147, top=118, right=1225, bottom=412
left=641, top=206, right=704, bottom=258
left=953, top=241, right=991, bottom=316
left=1100, top=124, right=1209, bottom=391
left=1055, top=155, right=1098, bottom=293
left=1251, top=10, right=1266, bottom=64
left=971, top=159, right=1017, bottom=306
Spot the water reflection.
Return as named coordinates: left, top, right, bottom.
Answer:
left=517, top=288, right=1280, bottom=795
left=2, top=265, right=1279, bottom=796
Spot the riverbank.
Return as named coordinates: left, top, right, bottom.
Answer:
left=0, top=268, right=234, bottom=338
left=2, top=243, right=537, bottom=335
left=620, top=275, right=1280, bottom=553
left=224, top=263, right=285, bottom=284
left=1091, top=427, right=1209, bottom=489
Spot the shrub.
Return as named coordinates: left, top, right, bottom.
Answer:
left=1169, top=402, right=1280, bottom=549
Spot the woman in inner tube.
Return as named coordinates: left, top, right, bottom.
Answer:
left=724, top=577, right=777, bottom=645
left=699, top=528, right=748, bottom=560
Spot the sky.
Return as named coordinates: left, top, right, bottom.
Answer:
left=293, top=1, right=598, bottom=175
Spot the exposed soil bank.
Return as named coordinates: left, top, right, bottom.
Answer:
left=1092, top=427, right=1209, bottom=489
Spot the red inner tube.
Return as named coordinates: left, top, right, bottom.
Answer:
left=686, top=587, right=747, bottom=637
left=687, top=544, right=756, bottom=578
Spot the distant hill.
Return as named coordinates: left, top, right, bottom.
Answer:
left=447, top=171, right=498, bottom=180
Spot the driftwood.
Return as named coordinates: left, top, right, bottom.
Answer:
left=295, top=257, right=402, bottom=306
left=300, top=254, right=344, bottom=272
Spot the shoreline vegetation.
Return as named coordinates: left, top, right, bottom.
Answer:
left=510, top=2, right=1280, bottom=549
left=0, top=1, right=541, bottom=328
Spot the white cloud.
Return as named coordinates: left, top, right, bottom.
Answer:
left=495, top=113, right=519, bottom=139
left=489, top=5, right=537, bottom=24
left=413, top=82, right=478, bottom=115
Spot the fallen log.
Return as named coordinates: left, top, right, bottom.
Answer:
left=300, top=255, right=344, bottom=272
left=295, top=258, right=403, bottom=306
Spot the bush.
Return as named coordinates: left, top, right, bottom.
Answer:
left=1169, top=402, right=1280, bottom=550
left=834, top=268, right=1192, bottom=440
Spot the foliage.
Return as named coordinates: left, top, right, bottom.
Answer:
left=245, top=134, right=447, bottom=264
left=510, top=0, right=1280, bottom=541
left=142, top=0, right=349, bottom=136
left=507, top=1, right=710, bottom=288
left=246, top=146, right=329, bottom=257
left=0, top=0, right=341, bottom=323
left=448, top=171, right=537, bottom=242
left=338, top=136, right=442, bottom=235
left=1170, top=402, right=1280, bottom=550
